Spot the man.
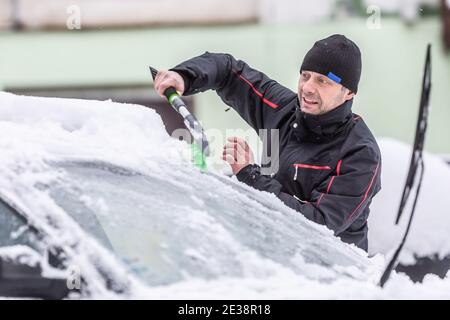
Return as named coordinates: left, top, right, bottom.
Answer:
left=154, top=34, right=381, bottom=251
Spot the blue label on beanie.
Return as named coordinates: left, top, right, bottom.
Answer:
left=327, top=72, right=342, bottom=84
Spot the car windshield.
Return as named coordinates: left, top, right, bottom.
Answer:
left=45, top=160, right=372, bottom=287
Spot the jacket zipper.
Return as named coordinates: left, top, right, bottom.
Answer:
left=293, top=163, right=331, bottom=180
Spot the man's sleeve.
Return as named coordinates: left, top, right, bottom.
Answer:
left=236, top=144, right=382, bottom=236
left=170, top=52, right=296, bottom=131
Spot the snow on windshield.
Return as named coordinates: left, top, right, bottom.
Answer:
left=1, top=91, right=450, bottom=299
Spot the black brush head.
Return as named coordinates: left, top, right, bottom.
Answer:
left=149, top=67, right=158, bottom=80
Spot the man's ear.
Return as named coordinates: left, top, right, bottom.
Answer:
left=345, top=90, right=355, bottom=101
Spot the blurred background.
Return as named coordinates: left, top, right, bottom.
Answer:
left=0, top=0, right=449, bottom=164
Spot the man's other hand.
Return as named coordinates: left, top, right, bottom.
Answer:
left=222, top=137, right=255, bottom=175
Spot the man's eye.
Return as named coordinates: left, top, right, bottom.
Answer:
left=318, top=78, right=327, bottom=84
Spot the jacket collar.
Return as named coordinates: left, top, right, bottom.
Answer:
left=293, top=99, right=353, bottom=143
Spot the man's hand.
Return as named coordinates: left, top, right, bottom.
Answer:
left=154, top=70, right=185, bottom=97
left=222, top=137, right=255, bottom=175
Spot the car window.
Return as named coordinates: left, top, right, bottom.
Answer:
left=0, top=196, right=42, bottom=252
left=48, top=182, right=114, bottom=252
left=46, top=160, right=372, bottom=287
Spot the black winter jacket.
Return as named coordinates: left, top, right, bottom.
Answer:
left=171, top=52, right=382, bottom=251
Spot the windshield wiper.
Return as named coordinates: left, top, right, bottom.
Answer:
left=379, top=44, right=432, bottom=287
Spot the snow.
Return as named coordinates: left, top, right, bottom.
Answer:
left=136, top=269, right=450, bottom=299
left=0, top=90, right=186, bottom=170
left=0, top=91, right=450, bottom=299
left=0, top=245, right=42, bottom=268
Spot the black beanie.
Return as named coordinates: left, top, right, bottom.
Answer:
left=300, top=34, right=362, bottom=93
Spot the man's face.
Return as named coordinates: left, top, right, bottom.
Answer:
left=298, top=70, right=355, bottom=115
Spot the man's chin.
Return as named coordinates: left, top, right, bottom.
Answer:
left=300, top=104, right=320, bottom=115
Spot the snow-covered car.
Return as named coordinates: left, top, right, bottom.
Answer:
left=1, top=92, right=450, bottom=299
left=0, top=92, right=383, bottom=299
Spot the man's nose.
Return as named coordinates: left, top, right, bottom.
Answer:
left=302, top=79, right=316, bottom=95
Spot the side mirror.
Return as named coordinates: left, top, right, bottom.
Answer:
left=0, top=246, right=72, bottom=300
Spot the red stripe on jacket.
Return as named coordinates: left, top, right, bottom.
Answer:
left=346, top=162, right=380, bottom=222
left=317, top=160, right=342, bottom=207
left=232, top=70, right=279, bottom=109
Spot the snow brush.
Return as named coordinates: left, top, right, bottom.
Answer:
left=149, top=67, right=209, bottom=171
